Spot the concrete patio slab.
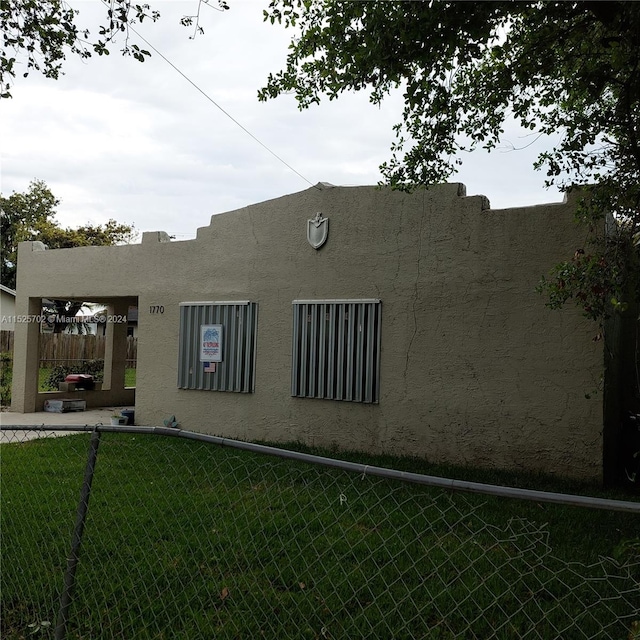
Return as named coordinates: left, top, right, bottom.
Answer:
left=0, top=407, right=133, bottom=426
left=0, top=407, right=136, bottom=443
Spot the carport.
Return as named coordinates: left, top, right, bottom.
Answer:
left=11, top=295, right=137, bottom=413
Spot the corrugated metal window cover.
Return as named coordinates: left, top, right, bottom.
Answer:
left=292, top=300, right=381, bottom=403
left=178, top=301, right=257, bottom=393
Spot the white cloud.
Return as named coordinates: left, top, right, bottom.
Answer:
left=1, top=1, right=563, bottom=241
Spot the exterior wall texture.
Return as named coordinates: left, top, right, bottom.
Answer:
left=12, top=184, right=603, bottom=478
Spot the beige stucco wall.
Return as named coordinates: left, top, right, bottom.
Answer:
left=11, top=183, right=603, bottom=478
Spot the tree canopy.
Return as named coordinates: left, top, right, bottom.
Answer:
left=0, top=179, right=136, bottom=290
left=1, top=0, right=158, bottom=99
left=1, top=1, right=639, bottom=322
left=0, top=0, right=229, bottom=99
left=259, top=0, right=640, bottom=322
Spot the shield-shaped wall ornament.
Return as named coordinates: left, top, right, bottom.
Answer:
left=307, top=212, right=329, bottom=250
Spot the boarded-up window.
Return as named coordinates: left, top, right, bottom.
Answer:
left=178, top=301, right=258, bottom=392
left=291, top=300, right=381, bottom=403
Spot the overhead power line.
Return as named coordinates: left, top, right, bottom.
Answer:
left=128, top=24, right=319, bottom=190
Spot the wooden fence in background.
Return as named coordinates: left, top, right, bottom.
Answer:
left=0, top=331, right=137, bottom=367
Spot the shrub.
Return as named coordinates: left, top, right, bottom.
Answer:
left=0, top=352, right=12, bottom=406
left=44, top=359, right=104, bottom=390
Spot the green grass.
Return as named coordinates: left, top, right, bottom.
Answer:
left=1, top=433, right=638, bottom=639
left=37, top=367, right=50, bottom=391
left=124, top=367, right=136, bottom=388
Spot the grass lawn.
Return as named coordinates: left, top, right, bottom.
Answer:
left=1, top=433, right=638, bottom=639
left=124, top=367, right=136, bottom=388
left=37, top=367, right=49, bottom=391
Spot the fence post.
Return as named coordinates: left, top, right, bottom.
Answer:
left=55, top=429, right=102, bottom=640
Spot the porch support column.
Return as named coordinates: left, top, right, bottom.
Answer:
left=102, top=300, right=128, bottom=391
left=11, top=297, right=42, bottom=412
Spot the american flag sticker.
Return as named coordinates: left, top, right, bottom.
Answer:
left=204, top=362, right=217, bottom=373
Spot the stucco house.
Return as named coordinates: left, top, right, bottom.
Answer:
left=10, top=183, right=614, bottom=480
left=1, top=284, right=17, bottom=331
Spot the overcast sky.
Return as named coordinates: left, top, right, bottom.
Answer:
left=1, top=0, right=563, bottom=240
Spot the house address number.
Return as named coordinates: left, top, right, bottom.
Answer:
left=149, top=305, right=165, bottom=314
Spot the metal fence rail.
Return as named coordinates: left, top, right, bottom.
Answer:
left=1, top=425, right=639, bottom=639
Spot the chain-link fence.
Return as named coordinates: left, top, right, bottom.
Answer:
left=1, top=426, right=639, bottom=639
